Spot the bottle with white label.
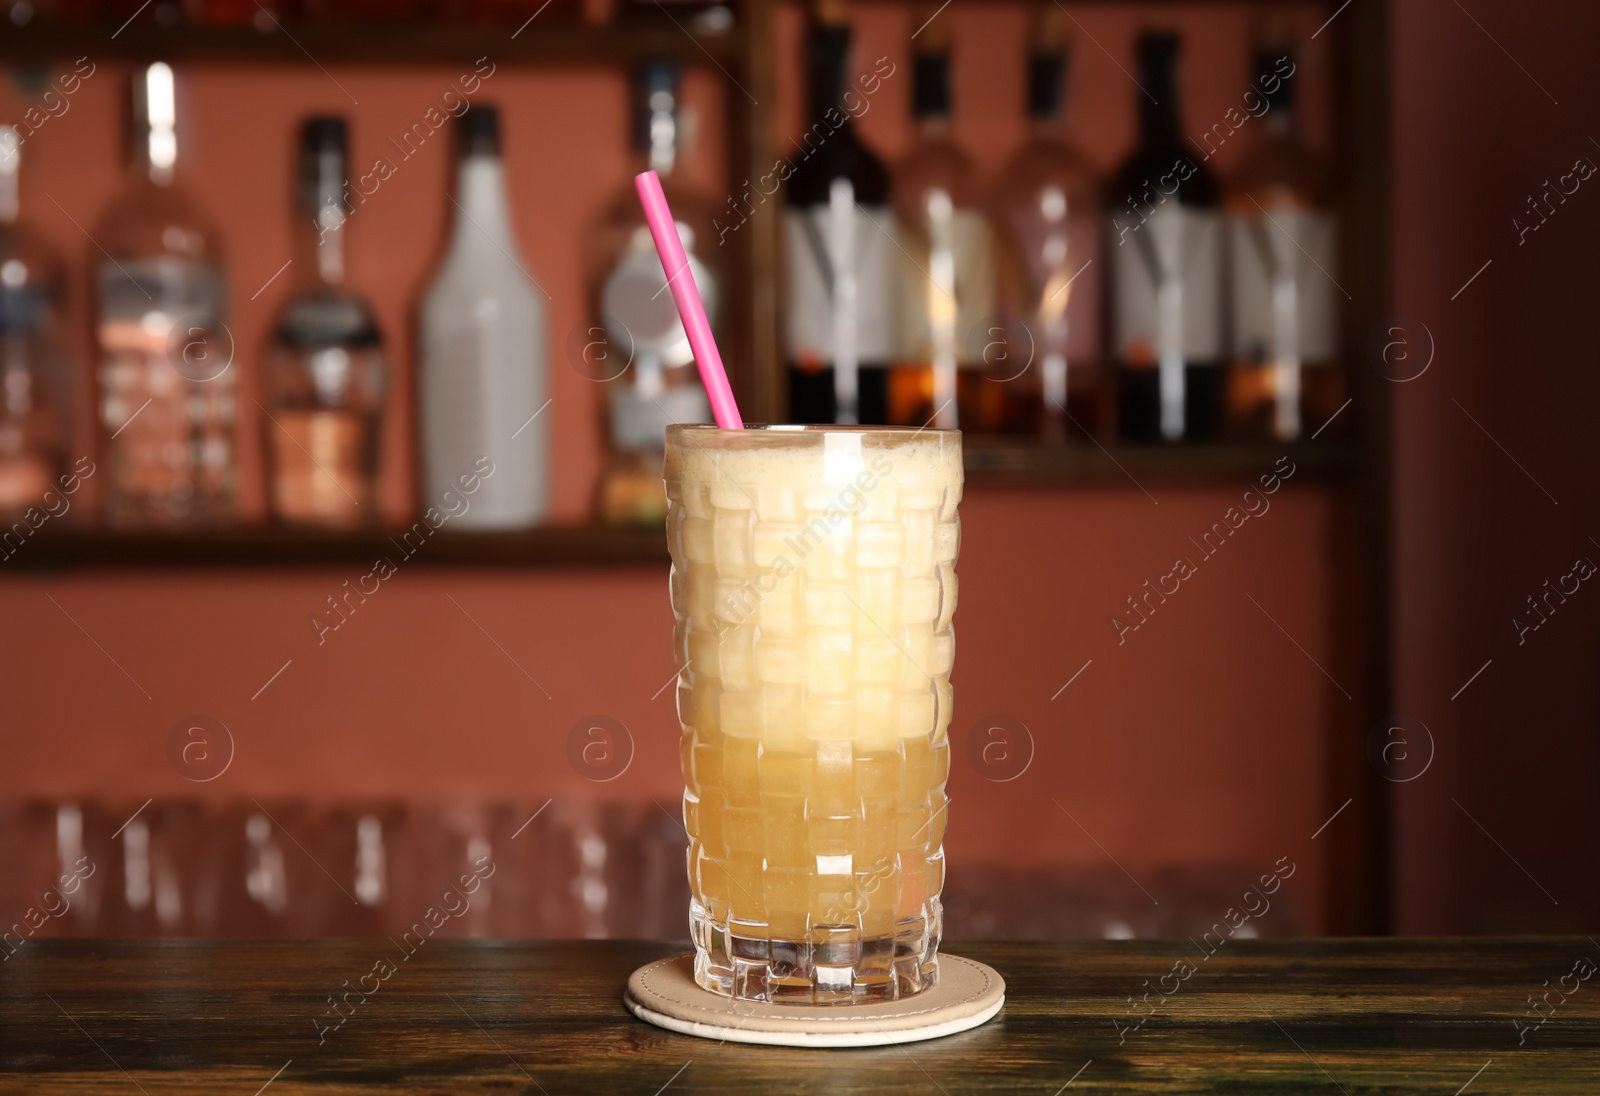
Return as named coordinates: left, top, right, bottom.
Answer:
left=266, top=117, right=388, bottom=529
left=1225, top=45, right=1342, bottom=442
left=420, top=105, right=548, bottom=529
left=889, top=9, right=995, bottom=430
left=95, top=62, right=235, bottom=524
left=784, top=0, right=895, bottom=425
left=991, top=7, right=1102, bottom=439
left=592, top=60, right=715, bottom=525
left=1108, top=32, right=1223, bottom=444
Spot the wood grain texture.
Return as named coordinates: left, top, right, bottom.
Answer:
left=1, top=939, right=1596, bottom=1092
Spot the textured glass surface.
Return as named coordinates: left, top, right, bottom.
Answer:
left=665, top=425, right=962, bottom=1003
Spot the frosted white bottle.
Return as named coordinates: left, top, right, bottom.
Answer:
left=421, top=105, right=548, bottom=528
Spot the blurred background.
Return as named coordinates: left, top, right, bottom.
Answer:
left=0, top=0, right=1594, bottom=944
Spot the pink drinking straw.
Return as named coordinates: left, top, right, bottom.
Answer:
left=634, top=170, right=744, bottom=430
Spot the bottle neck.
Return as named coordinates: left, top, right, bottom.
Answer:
left=145, top=130, right=177, bottom=186
left=453, top=155, right=513, bottom=246
left=806, top=25, right=853, bottom=127
left=640, top=111, right=678, bottom=177
left=634, top=64, right=682, bottom=177
left=912, top=52, right=952, bottom=126
left=0, top=127, right=17, bottom=225
left=134, top=63, right=180, bottom=187
left=300, top=136, right=349, bottom=287
left=1139, top=67, right=1181, bottom=148
left=127, top=119, right=178, bottom=187
left=1026, top=51, right=1066, bottom=136
left=305, top=206, right=346, bottom=287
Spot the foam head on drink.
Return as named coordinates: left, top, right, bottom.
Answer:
left=665, top=424, right=962, bottom=1003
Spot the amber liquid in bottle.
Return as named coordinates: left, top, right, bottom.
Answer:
left=1224, top=46, right=1344, bottom=441
left=990, top=9, right=1103, bottom=439
left=888, top=12, right=995, bottom=429
left=265, top=117, right=387, bottom=528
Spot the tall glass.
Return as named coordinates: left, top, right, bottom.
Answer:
left=665, top=424, right=962, bottom=1004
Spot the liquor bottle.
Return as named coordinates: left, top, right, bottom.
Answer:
left=1108, top=32, right=1224, bottom=443
left=592, top=60, right=715, bottom=525
left=0, top=125, right=70, bottom=516
left=888, top=7, right=995, bottom=430
left=420, top=105, right=548, bottom=529
left=991, top=6, right=1102, bottom=439
left=265, top=117, right=388, bottom=528
left=94, top=62, right=235, bottom=523
left=1225, top=43, right=1341, bottom=441
left=784, top=0, right=896, bottom=425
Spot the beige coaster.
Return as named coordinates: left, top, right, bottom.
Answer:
left=625, top=953, right=1005, bottom=1048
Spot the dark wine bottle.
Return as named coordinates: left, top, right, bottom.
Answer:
left=784, top=0, right=894, bottom=425
left=1108, top=31, right=1224, bottom=443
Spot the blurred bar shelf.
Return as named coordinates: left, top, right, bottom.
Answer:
left=0, top=19, right=743, bottom=68
left=10, top=442, right=1355, bottom=568
left=962, top=437, right=1357, bottom=488
left=10, top=523, right=671, bottom=569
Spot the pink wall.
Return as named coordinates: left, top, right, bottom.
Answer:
left=1, top=486, right=1339, bottom=925
left=1391, top=0, right=1600, bottom=931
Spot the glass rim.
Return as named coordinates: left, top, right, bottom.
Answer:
left=667, top=423, right=961, bottom=437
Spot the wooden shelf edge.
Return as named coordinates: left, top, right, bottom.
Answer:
left=962, top=438, right=1359, bottom=488
left=0, top=20, right=744, bottom=68
left=3, top=443, right=1357, bottom=569
left=4, top=523, right=672, bottom=569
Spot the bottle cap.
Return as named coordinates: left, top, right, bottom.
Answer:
left=458, top=104, right=501, bottom=157
left=301, top=115, right=347, bottom=156
left=1136, top=30, right=1180, bottom=71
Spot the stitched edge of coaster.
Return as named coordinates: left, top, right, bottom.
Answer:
left=632, top=953, right=1000, bottom=1028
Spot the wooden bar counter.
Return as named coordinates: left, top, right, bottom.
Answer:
left=1, top=938, right=1596, bottom=1092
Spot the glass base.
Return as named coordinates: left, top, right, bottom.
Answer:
left=689, top=897, right=942, bottom=1004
